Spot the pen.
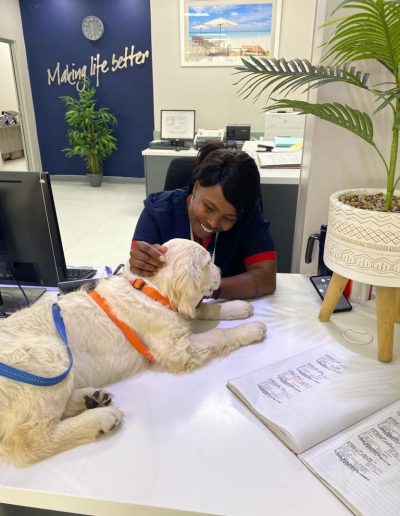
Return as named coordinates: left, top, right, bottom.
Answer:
left=113, top=264, right=124, bottom=275
left=105, top=266, right=112, bottom=276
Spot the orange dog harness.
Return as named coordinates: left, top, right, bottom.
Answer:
left=89, top=278, right=176, bottom=362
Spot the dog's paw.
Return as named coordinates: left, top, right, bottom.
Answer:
left=96, top=406, right=124, bottom=437
left=63, top=387, right=114, bottom=418
left=84, top=389, right=113, bottom=410
left=241, top=321, right=267, bottom=345
left=220, top=300, right=254, bottom=320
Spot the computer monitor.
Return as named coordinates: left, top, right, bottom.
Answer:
left=160, top=109, right=195, bottom=147
left=0, top=171, right=93, bottom=313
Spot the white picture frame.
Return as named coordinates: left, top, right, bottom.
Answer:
left=180, top=0, right=282, bottom=67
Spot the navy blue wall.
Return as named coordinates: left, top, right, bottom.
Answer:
left=19, top=0, right=153, bottom=177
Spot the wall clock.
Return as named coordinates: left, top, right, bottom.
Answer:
left=82, top=16, right=104, bottom=41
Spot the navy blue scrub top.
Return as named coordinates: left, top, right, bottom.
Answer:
left=132, top=189, right=276, bottom=278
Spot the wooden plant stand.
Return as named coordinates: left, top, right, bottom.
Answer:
left=319, top=272, right=400, bottom=362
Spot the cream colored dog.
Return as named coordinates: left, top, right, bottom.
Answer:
left=0, top=238, right=266, bottom=464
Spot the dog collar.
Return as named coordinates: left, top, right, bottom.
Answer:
left=129, top=278, right=176, bottom=311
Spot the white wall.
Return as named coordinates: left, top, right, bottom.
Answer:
left=0, top=0, right=41, bottom=171
left=150, top=0, right=317, bottom=132
left=0, top=42, right=18, bottom=111
left=293, top=0, right=398, bottom=273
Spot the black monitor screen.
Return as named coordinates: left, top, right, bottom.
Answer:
left=0, top=171, right=68, bottom=289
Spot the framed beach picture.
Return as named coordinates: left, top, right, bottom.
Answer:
left=180, top=0, right=282, bottom=67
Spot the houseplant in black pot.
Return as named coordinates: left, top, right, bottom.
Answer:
left=235, top=0, right=400, bottom=361
left=60, top=78, right=117, bottom=187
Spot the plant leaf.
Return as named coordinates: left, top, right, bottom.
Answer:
left=59, top=77, right=118, bottom=171
left=235, top=58, right=370, bottom=102
left=322, top=0, right=400, bottom=75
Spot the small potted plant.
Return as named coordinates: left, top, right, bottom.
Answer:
left=60, top=78, right=117, bottom=187
left=235, top=0, right=400, bottom=360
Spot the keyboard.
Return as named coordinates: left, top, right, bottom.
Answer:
left=150, top=145, right=192, bottom=151
left=65, top=268, right=97, bottom=281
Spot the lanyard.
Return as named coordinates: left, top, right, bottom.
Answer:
left=189, top=224, right=218, bottom=264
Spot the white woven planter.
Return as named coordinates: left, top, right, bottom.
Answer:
left=324, top=189, right=400, bottom=287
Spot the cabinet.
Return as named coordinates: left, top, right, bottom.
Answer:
left=142, top=148, right=198, bottom=195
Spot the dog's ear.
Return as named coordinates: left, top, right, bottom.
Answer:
left=165, top=244, right=210, bottom=319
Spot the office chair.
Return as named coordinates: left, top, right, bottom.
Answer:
left=164, top=156, right=263, bottom=212
left=164, top=157, right=197, bottom=190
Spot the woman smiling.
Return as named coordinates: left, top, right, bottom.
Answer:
left=130, top=142, right=276, bottom=299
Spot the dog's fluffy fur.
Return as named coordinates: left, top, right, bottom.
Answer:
left=0, top=238, right=266, bottom=464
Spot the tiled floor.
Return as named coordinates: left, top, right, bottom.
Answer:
left=51, top=177, right=146, bottom=268
left=1, top=157, right=146, bottom=267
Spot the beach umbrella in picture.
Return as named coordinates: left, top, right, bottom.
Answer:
left=191, top=23, right=209, bottom=52
left=192, top=23, right=209, bottom=32
left=203, top=17, right=239, bottom=42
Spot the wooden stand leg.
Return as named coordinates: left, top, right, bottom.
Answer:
left=395, top=288, right=400, bottom=324
left=376, top=286, right=396, bottom=362
left=319, top=273, right=349, bottom=322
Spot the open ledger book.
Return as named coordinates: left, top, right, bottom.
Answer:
left=227, top=343, right=400, bottom=516
left=256, top=149, right=302, bottom=168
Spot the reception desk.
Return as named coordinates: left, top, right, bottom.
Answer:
left=142, top=144, right=301, bottom=272
left=0, top=274, right=360, bottom=516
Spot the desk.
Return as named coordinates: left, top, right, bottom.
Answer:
left=244, top=141, right=300, bottom=273
left=142, top=145, right=300, bottom=272
left=142, top=144, right=300, bottom=195
left=142, top=147, right=198, bottom=195
left=0, top=273, right=386, bottom=515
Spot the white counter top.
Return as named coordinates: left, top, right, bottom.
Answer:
left=259, top=167, right=300, bottom=185
left=0, top=274, right=383, bottom=515
left=142, top=147, right=198, bottom=157
left=142, top=144, right=301, bottom=185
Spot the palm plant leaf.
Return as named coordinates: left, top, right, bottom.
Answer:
left=265, top=99, right=375, bottom=145
left=373, top=86, right=400, bottom=115
left=235, top=58, right=369, bottom=102
left=233, top=0, right=399, bottom=209
left=323, top=0, right=400, bottom=74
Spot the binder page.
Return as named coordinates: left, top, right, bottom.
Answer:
left=301, top=399, right=400, bottom=516
left=227, top=343, right=400, bottom=454
left=256, top=149, right=302, bottom=168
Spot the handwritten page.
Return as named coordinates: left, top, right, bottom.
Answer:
left=301, top=399, right=400, bottom=516
left=227, top=342, right=400, bottom=454
left=256, top=149, right=302, bottom=168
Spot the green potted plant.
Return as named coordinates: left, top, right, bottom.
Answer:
left=60, top=78, right=118, bottom=187
left=235, top=0, right=400, bottom=361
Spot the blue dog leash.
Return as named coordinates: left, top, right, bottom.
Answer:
left=0, top=303, right=73, bottom=386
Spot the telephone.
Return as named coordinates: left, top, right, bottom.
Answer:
left=194, top=128, right=225, bottom=149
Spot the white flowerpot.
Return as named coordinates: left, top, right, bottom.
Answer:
left=324, top=189, right=400, bottom=288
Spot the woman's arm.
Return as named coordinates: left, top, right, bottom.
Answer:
left=218, top=260, right=277, bottom=300
left=130, top=195, right=166, bottom=276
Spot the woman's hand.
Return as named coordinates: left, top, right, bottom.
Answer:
left=129, top=241, right=168, bottom=277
